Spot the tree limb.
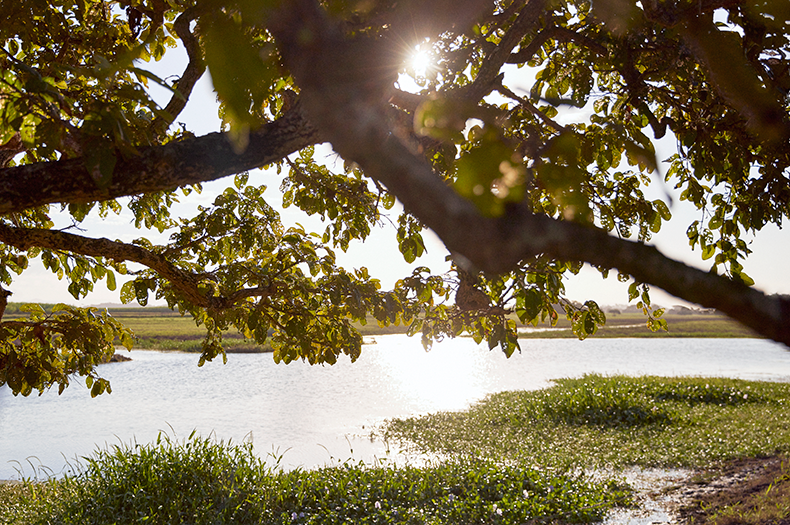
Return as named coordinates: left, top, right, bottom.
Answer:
left=460, top=0, right=547, bottom=101
left=270, top=0, right=790, bottom=347
left=507, top=24, right=607, bottom=64
left=0, top=100, right=320, bottom=215
left=0, top=224, right=276, bottom=310
left=150, top=5, right=206, bottom=137
left=0, top=222, right=212, bottom=307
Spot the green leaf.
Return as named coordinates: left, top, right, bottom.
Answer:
left=454, top=132, right=525, bottom=217
left=702, top=243, right=716, bottom=260
left=203, top=14, right=276, bottom=145
left=106, top=270, right=116, bottom=291
left=120, top=281, right=135, bottom=304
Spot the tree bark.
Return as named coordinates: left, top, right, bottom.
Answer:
left=0, top=101, right=320, bottom=214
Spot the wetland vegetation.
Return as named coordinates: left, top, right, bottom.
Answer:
left=382, top=375, right=790, bottom=469
left=3, top=374, right=790, bottom=524
left=0, top=433, right=631, bottom=525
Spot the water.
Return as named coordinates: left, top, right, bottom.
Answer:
left=1, top=335, right=789, bottom=480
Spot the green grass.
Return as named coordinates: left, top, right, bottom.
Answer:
left=520, top=312, right=759, bottom=339
left=0, top=434, right=631, bottom=525
left=4, top=303, right=761, bottom=353
left=106, top=308, right=408, bottom=353
left=383, top=375, right=790, bottom=470
left=6, top=375, right=790, bottom=524
left=119, top=310, right=758, bottom=352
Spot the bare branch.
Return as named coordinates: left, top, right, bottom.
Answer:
left=150, top=5, right=206, bottom=137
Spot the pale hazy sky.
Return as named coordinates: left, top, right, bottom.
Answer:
left=8, top=49, right=790, bottom=310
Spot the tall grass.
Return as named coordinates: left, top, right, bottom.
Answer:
left=0, top=433, right=631, bottom=525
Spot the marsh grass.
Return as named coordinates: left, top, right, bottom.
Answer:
left=109, top=309, right=406, bottom=352
left=383, top=375, right=790, bottom=469
left=0, top=433, right=631, bottom=525
left=5, top=376, right=790, bottom=524
left=519, top=313, right=758, bottom=339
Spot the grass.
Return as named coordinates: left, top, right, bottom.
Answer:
left=520, top=312, right=759, bottom=339
left=107, top=308, right=409, bottom=353
left=116, top=309, right=760, bottom=352
left=5, top=375, right=790, bottom=524
left=4, top=303, right=760, bottom=352
left=382, top=375, right=790, bottom=470
left=3, top=305, right=410, bottom=353
left=0, top=433, right=632, bottom=525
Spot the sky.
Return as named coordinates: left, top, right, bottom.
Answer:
left=8, top=45, right=790, bottom=311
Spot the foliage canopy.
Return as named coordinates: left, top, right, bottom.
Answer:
left=1, top=0, right=789, bottom=395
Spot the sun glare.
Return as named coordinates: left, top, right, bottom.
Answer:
left=410, top=45, right=433, bottom=78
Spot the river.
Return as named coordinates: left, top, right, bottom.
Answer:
left=2, top=336, right=789, bottom=480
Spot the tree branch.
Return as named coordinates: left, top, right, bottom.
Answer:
left=678, top=14, right=789, bottom=143
left=507, top=24, right=607, bottom=64
left=271, top=0, right=790, bottom=347
left=496, top=82, right=567, bottom=133
left=460, top=0, right=547, bottom=101
left=0, top=223, right=281, bottom=310
left=0, top=223, right=216, bottom=306
left=150, top=5, right=206, bottom=137
left=0, top=100, right=320, bottom=215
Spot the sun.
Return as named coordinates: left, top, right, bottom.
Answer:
left=409, top=45, right=433, bottom=78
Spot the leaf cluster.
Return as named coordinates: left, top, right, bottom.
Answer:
left=0, top=304, right=132, bottom=397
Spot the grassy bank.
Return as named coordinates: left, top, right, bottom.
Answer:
left=383, top=375, right=790, bottom=470
left=0, top=434, right=631, bottom=525
left=382, top=375, right=790, bottom=523
left=4, top=304, right=759, bottom=353
left=4, top=376, right=790, bottom=524
left=107, top=307, right=410, bottom=353
left=519, top=311, right=759, bottom=339
left=118, top=309, right=759, bottom=353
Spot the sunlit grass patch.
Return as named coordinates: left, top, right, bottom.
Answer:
left=0, top=433, right=631, bottom=525
left=383, top=375, right=790, bottom=469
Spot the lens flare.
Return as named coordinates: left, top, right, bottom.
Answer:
left=410, top=46, right=432, bottom=78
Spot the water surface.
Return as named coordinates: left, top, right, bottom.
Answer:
left=1, top=336, right=788, bottom=479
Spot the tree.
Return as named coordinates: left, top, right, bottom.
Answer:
left=1, top=0, right=789, bottom=396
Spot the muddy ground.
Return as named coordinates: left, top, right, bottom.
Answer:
left=672, top=454, right=790, bottom=525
